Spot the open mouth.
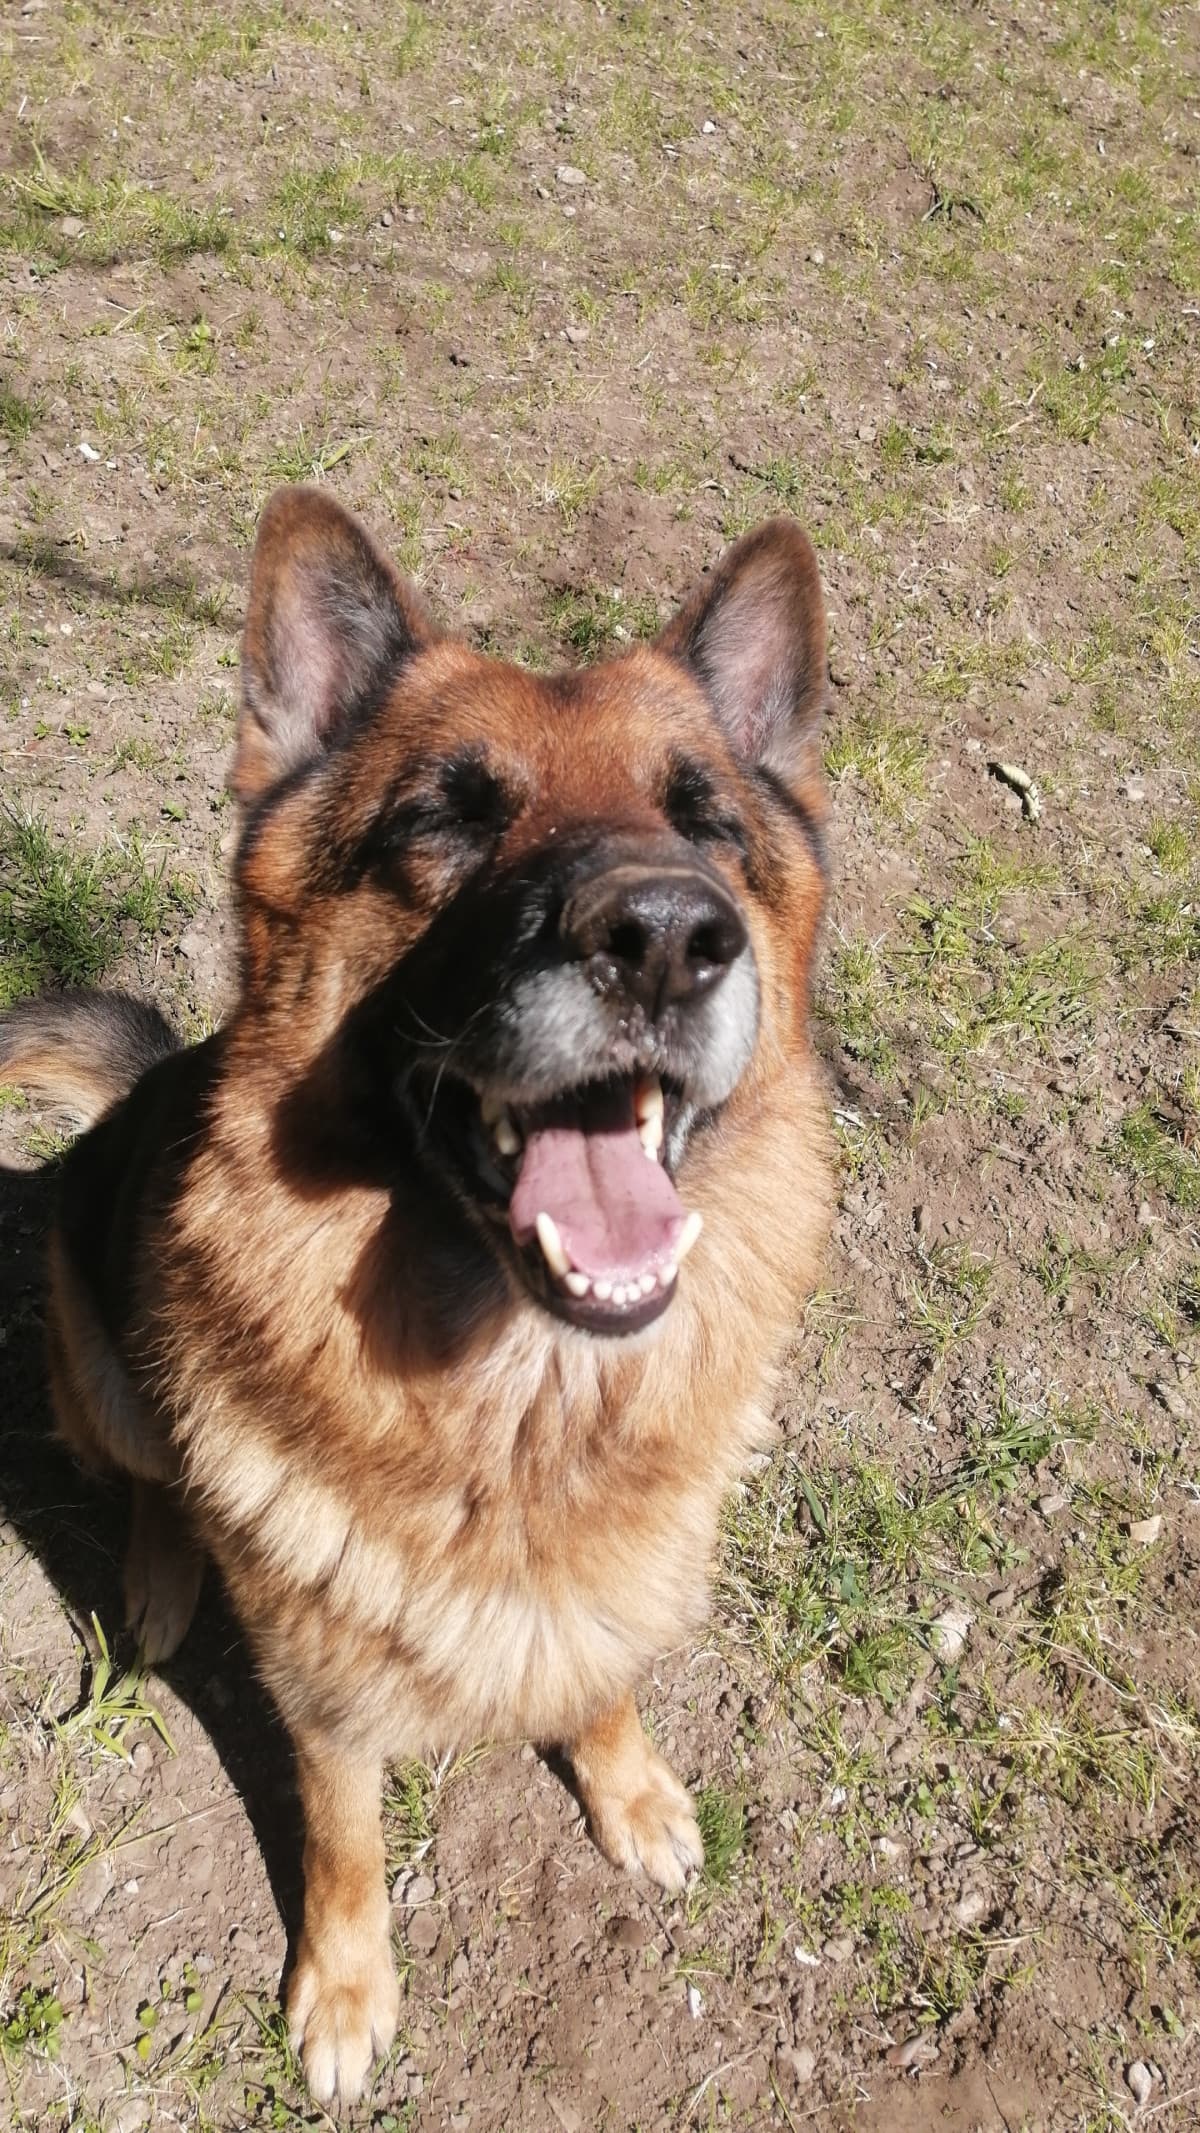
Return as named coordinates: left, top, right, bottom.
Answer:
left=477, top=1074, right=701, bottom=1333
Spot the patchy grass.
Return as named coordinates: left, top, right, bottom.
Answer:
left=1, top=0, right=1198, bottom=2123
left=0, top=811, right=196, bottom=1006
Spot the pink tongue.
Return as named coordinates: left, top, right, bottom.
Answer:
left=508, top=1085, right=686, bottom=1281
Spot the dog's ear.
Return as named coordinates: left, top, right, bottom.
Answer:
left=234, top=485, right=434, bottom=803
left=656, top=519, right=829, bottom=783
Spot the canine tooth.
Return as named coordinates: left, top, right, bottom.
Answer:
left=660, top=1260, right=678, bottom=1286
left=638, top=1272, right=657, bottom=1296
left=493, top=1111, right=520, bottom=1156
left=635, top=1076, right=664, bottom=1157
left=564, top=1270, right=590, bottom=1298
left=675, top=1210, right=703, bottom=1264
left=535, top=1212, right=570, bottom=1279
left=593, top=1279, right=613, bottom=1302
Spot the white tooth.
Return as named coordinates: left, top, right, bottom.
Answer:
left=611, top=1284, right=628, bottom=1306
left=638, top=1272, right=657, bottom=1296
left=493, top=1111, right=520, bottom=1156
left=659, top=1260, right=678, bottom=1287
left=635, top=1078, right=664, bottom=1156
left=535, top=1212, right=570, bottom=1279
left=564, top=1271, right=590, bottom=1298
left=675, top=1211, right=703, bottom=1263
left=635, top=1075, right=664, bottom=1126
left=593, top=1279, right=613, bottom=1302
left=638, top=1115, right=663, bottom=1158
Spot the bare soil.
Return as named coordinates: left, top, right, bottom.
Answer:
left=1, top=3, right=1198, bottom=2130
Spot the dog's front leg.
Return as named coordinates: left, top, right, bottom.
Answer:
left=568, top=1691, right=704, bottom=1895
left=287, top=1733, right=398, bottom=2109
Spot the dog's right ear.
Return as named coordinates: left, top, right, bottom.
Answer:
left=234, top=486, right=434, bottom=804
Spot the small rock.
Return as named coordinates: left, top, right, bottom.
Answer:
left=380, top=208, right=393, bottom=226
left=988, top=1585, right=1018, bottom=1615
left=606, top=1915, right=652, bottom=1950
left=821, top=1935, right=855, bottom=1964
left=556, top=163, right=586, bottom=186
left=1122, top=780, right=1146, bottom=803
left=808, top=247, right=825, bottom=264
left=1150, top=1380, right=1187, bottom=1421
left=889, top=2034, right=940, bottom=2071
left=547, top=2098, right=583, bottom=2133
left=929, top=1605, right=972, bottom=1663
left=564, top=323, right=589, bottom=344
left=914, top=1204, right=933, bottom=1238
left=953, top=1886, right=989, bottom=1928
left=857, top=422, right=877, bottom=443
left=78, top=440, right=101, bottom=462
left=105, top=2101, right=152, bottom=2133
left=775, top=2042, right=816, bottom=2086
left=1127, top=1515, right=1163, bottom=1546
left=60, top=214, right=85, bottom=238
left=1136, top=1200, right=1155, bottom=1226
left=407, top=1910, right=440, bottom=1956
left=1038, top=1492, right=1071, bottom=1518
left=449, top=2114, right=471, bottom=2131
left=701, top=119, right=716, bottom=134
left=403, top=1873, right=436, bottom=1907
left=1126, top=2061, right=1154, bottom=2106
left=686, top=1983, right=703, bottom=2019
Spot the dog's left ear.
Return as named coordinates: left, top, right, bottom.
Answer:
left=656, top=519, right=829, bottom=783
left=235, top=485, right=435, bottom=803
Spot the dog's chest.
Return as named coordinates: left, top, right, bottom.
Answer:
left=186, top=1359, right=723, bottom=1750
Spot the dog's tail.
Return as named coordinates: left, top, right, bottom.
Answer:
left=0, top=991, right=180, bottom=1133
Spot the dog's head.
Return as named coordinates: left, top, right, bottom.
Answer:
left=232, top=487, right=828, bottom=1336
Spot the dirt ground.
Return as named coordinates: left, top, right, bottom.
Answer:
left=1, top=2, right=1198, bottom=2129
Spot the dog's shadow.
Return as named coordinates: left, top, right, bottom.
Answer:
left=0, top=1159, right=304, bottom=1951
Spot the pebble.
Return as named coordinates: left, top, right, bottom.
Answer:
left=929, top=1605, right=972, bottom=1663
left=403, top=1873, right=436, bottom=1907
left=775, top=2043, right=816, bottom=2086
left=1127, top=1514, right=1163, bottom=1545
left=555, top=163, right=586, bottom=186
left=407, top=1910, right=440, bottom=1956
left=60, top=214, right=84, bottom=238
left=686, top=1983, right=704, bottom=2019
left=1126, top=2061, right=1153, bottom=2106
left=606, top=1915, right=652, bottom=1949
left=1151, top=1380, right=1187, bottom=1421
left=889, top=2033, right=940, bottom=2071
left=1038, top=1492, right=1071, bottom=1518
left=821, top=1935, right=855, bottom=1964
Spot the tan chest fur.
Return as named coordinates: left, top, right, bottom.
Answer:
left=159, top=1069, right=830, bottom=1757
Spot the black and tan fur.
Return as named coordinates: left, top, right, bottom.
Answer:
left=0, top=489, right=833, bottom=2107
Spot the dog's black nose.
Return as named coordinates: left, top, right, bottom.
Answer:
left=561, top=864, right=748, bottom=1016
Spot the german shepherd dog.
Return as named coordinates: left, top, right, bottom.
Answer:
left=0, top=489, right=832, bottom=2107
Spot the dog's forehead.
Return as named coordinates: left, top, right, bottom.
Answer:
left=377, top=641, right=724, bottom=787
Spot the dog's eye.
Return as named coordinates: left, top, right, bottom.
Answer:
left=438, top=753, right=513, bottom=837
left=662, top=756, right=748, bottom=859
left=368, top=754, right=514, bottom=869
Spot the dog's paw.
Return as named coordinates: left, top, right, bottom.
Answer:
left=585, top=1745, right=704, bottom=1895
left=287, top=1936, right=399, bottom=2109
left=123, top=1508, right=203, bottom=1666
